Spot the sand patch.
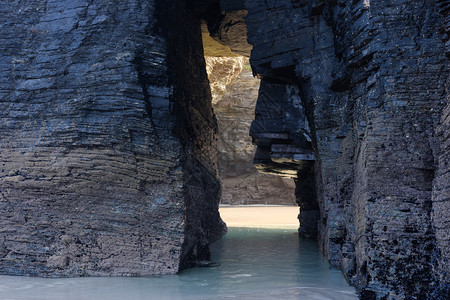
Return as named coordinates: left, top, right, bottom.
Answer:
left=219, top=206, right=299, bottom=229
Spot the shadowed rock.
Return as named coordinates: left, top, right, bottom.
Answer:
left=0, top=0, right=225, bottom=277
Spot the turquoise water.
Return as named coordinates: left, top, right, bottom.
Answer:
left=0, top=228, right=357, bottom=300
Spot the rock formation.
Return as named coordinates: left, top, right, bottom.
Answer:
left=206, top=56, right=297, bottom=205
left=201, top=0, right=449, bottom=298
left=0, top=0, right=449, bottom=299
left=205, top=56, right=246, bottom=105
left=0, top=0, right=225, bottom=276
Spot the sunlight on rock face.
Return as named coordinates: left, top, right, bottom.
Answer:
left=205, top=56, right=245, bottom=104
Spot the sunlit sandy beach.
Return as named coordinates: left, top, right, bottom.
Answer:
left=219, top=205, right=300, bottom=229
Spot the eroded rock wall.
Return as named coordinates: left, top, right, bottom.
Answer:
left=434, top=1, right=450, bottom=294
left=241, top=0, right=449, bottom=298
left=0, top=0, right=224, bottom=276
left=206, top=57, right=296, bottom=205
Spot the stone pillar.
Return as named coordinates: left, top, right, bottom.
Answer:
left=0, top=0, right=224, bottom=276
left=244, top=0, right=449, bottom=297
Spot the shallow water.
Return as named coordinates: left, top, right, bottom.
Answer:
left=0, top=228, right=357, bottom=300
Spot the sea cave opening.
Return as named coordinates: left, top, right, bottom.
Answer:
left=201, top=23, right=301, bottom=228
left=182, top=11, right=358, bottom=298
left=196, top=3, right=320, bottom=237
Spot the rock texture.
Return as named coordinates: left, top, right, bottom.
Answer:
left=0, top=0, right=225, bottom=277
left=237, top=0, right=450, bottom=298
left=1, top=0, right=449, bottom=299
left=196, top=0, right=252, bottom=57
left=201, top=0, right=450, bottom=298
left=434, top=1, right=450, bottom=295
left=205, top=56, right=246, bottom=104
left=206, top=57, right=296, bottom=205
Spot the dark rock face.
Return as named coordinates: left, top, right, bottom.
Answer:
left=249, top=79, right=317, bottom=227
left=0, top=0, right=224, bottom=276
left=434, top=2, right=450, bottom=296
left=241, top=0, right=450, bottom=298
left=1, top=0, right=449, bottom=298
left=433, top=100, right=450, bottom=297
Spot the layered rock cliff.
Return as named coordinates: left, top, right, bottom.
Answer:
left=0, top=0, right=225, bottom=276
left=202, top=0, right=449, bottom=298
left=1, top=0, right=449, bottom=299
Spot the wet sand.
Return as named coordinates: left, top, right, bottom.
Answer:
left=219, top=205, right=300, bottom=229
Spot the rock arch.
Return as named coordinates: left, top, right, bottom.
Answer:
left=0, top=0, right=448, bottom=298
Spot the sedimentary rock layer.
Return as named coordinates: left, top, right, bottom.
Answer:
left=434, top=1, right=450, bottom=295
left=1, top=1, right=449, bottom=299
left=0, top=0, right=224, bottom=276
left=221, top=0, right=449, bottom=298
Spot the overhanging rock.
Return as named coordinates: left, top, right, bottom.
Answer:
left=250, top=80, right=314, bottom=179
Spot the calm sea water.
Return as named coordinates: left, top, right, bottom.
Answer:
left=0, top=228, right=357, bottom=300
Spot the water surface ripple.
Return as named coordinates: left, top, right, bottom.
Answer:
left=0, top=228, right=357, bottom=300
